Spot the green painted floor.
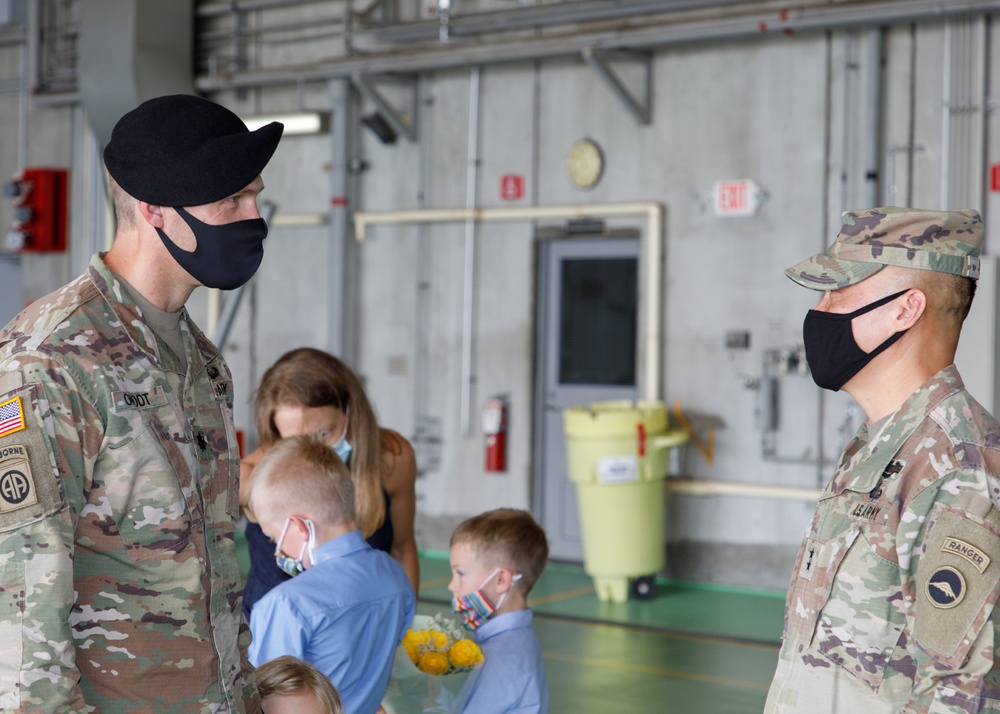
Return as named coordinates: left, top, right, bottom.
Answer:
left=237, top=535, right=785, bottom=713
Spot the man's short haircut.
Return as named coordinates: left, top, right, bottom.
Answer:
left=904, top=268, right=977, bottom=334
left=256, top=655, right=343, bottom=714
left=248, top=435, right=355, bottom=528
left=108, top=176, right=136, bottom=230
left=451, top=508, right=549, bottom=594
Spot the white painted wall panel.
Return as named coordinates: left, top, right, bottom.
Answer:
left=6, top=6, right=999, bottom=586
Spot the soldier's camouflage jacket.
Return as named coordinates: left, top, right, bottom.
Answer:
left=0, top=254, right=259, bottom=712
left=765, top=366, right=1000, bottom=713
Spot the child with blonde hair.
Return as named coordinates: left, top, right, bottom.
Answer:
left=448, top=508, right=550, bottom=713
left=256, top=655, right=343, bottom=714
left=248, top=436, right=415, bottom=714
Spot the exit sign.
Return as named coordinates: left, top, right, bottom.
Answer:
left=714, top=179, right=765, bottom=217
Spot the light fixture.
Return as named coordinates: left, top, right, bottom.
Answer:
left=242, top=111, right=329, bottom=136
left=361, top=112, right=398, bottom=145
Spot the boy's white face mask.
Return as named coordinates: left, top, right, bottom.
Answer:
left=274, top=517, right=316, bottom=577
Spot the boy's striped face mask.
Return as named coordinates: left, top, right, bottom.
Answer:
left=452, top=568, right=522, bottom=631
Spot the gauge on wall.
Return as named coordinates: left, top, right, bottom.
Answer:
left=566, top=138, right=604, bottom=189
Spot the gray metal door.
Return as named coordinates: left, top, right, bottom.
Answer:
left=534, top=233, right=639, bottom=562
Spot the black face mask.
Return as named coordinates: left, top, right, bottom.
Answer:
left=803, top=289, right=910, bottom=391
left=156, top=206, right=268, bottom=290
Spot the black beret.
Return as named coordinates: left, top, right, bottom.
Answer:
left=103, top=94, right=283, bottom=207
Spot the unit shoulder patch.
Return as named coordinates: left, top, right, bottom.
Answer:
left=0, top=386, right=64, bottom=532
left=925, top=566, right=965, bottom=609
left=0, top=443, right=37, bottom=513
left=913, top=504, right=1000, bottom=660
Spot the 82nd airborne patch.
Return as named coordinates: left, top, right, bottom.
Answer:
left=0, top=443, right=38, bottom=513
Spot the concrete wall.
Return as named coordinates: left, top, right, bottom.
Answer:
left=3, top=3, right=999, bottom=589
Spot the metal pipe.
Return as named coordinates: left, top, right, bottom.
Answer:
left=17, top=29, right=27, bottom=174
left=863, top=28, right=883, bottom=206
left=414, top=73, right=433, bottom=466
left=974, top=16, right=988, bottom=215
left=666, top=478, right=822, bottom=502
left=941, top=19, right=952, bottom=208
left=197, top=0, right=1000, bottom=91
left=459, top=67, right=481, bottom=435
left=327, top=77, right=351, bottom=360
left=200, top=17, right=344, bottom=44
left=365, top=0, right=753, bottom=44
left=0, top=28, right=27, bottom=47
left=817, top=31, right=834, bottom=488
left=197, top=0, right=323, bottom=18
left=355, top=201, right=665, bottom=402
left=25, top=0, right=37, bottom=106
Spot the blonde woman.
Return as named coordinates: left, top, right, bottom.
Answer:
left=240, top=347, right=418, bottom=618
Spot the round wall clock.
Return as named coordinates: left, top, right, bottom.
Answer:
left=566, top=138, right=604, bottom=189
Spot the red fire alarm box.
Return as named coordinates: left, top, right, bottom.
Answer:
left=6, top=168, right=69, bottom=252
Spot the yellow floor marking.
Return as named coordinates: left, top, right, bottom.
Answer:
left=542, top=651, right=769, bottom=691
left=529, top=585, right=596, bottom=606
left=418, top=573, right=780, bottom=652
left=419, top=576, right=451, bottom=589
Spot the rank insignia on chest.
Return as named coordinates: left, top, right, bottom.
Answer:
left=869, top=459, right=906, bottom=500
left=0, top=444, right=38, bottom=513
left=926, top=566, right=966, bottom=609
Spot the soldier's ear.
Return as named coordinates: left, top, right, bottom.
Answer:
left=895, top=288, right=926, bottom=329
left=137, top=201, right=166, bottom=228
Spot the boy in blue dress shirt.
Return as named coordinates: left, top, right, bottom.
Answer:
left=449, top=508, right=550, bottom=714
left=247, top=436, right=415, bottom=714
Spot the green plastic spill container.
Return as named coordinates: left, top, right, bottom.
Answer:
left=563, top=400, right=688, bottom=603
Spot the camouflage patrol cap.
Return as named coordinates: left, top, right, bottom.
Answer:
left=785, top=206, right=983, bottom=290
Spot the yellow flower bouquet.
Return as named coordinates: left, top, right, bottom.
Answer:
left=382, top=613, right=485, bottom=714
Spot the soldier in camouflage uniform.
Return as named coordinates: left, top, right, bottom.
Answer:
left=765, top=207, right=1000, bottom=713
left=0, top=95, right=283, bottom=712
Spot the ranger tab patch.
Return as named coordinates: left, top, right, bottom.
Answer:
left=0, top=444, right=38, bottom=513
left=941, top=537, right=991, bottom=574
left=926, top=566, right=966, bottom=609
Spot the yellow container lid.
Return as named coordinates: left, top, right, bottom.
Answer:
left=564, top=400, right=668, bottom=438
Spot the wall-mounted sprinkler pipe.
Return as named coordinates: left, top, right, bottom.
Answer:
left=666, top=479, right=822, bottom=502
left=354, top=202, right=665, bottom=422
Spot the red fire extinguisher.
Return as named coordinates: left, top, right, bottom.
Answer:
left=483, top=395, right=508, bottom=472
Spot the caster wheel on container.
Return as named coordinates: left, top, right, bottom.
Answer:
left=631, top=575, right=656, bottom=600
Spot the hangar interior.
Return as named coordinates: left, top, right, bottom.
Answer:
left=2, top=1, right=999, bottom=711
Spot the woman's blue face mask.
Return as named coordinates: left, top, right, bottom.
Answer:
left=330, top=405, right=351, bottom=463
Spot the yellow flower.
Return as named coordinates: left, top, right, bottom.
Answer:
left=417, top=650, right=450, bottom=675
left=404, top=641, right=420, bottom=664
left=403, top=630, right=430, bottom=648
left=448, top=639, right=484, bottom=668
left=429, top=630, right=450, bottom=650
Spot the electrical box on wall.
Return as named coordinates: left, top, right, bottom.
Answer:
left=4, top=168, right=69, bottom=252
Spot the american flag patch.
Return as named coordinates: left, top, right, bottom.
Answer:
left=0, top=397, right=26, bottom=438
